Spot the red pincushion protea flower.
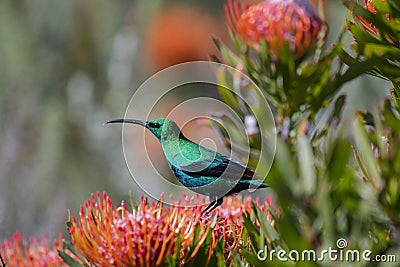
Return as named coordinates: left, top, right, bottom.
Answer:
left=0, top=232, right=68, bottom=267
left=68, top=192, right=273, bottom=266
left=225, top=0, right=328, bottom=59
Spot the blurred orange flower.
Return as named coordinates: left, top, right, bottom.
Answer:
left=0, top=232, right=67, bottom=267
left=142, top=5, right=224, bottom=73
left=68, top=192, right=273, bottom=266
left=225, top=0, right=328, bottom=59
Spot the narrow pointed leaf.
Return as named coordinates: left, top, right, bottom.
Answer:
left=58, top=250, right=84, bottom=267
left=353, top=115, right=381, bottom=188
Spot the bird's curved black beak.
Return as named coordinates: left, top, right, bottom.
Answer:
left=106, top=118, right=147, bottom=127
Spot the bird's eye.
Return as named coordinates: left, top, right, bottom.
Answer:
left=148, top=122, right=161, bottom=128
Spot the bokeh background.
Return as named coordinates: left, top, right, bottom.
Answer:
left=0, top=0, right=388, bottom=241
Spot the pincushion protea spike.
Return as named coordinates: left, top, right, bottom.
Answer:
left=225, top=0, right=328, bottom=59
left=67, top=192, right=274, bottom=266
left=0, top=232, right=74, bottom=267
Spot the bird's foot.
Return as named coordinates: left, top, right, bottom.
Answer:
left=200, top=197, right=223, bottom=219
left=200, top=211, right=212, bottom=220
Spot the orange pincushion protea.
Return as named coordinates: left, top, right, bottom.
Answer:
left=142, top=5, right=222, bottom=73
left=68, top=192, right=273, bottom=266
left=0, top=232, right=68, bottom=267
left=225, top=0, right=328, bottom=59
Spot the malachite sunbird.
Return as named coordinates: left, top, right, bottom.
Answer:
left=107, top=118, right=269, bottom=215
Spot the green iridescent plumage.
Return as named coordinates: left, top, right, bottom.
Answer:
left=107, top=118, right=269, bottom=214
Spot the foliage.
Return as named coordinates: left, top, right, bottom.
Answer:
left=206, top=0, right=400, bottom=266
left=354, top=100, right=400, bottom=237
left=341, top=0, right=400, bottom=111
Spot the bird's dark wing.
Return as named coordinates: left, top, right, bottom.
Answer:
left=180, top=157, right=254, bottom=180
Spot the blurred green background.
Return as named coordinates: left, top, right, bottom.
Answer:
left=0, top=0, right=388, bottom=241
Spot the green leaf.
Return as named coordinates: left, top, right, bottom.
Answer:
left=387, top=0, right=400, bottom=12
left=216, top=68, right=244, bottom=117
left=191, top=224, right=201, bottom=250
left=243, top=211, right=262, bottom=251
left=348, top=22, right=381, bottom=50
left=364, top=43, right=400, bottom=57
left=325, top=134, right=352, bottom=182
left=343, top=0, right=397, bottom=37
left=353, top=115, right=381, bottom=188
left=253, top=204, right=280, bottom=242
left=207, top=239, right=225, bottom=267
left=272, top=140, right=298, bottom=190
left=63, top=241, right=79, bottom=258
left=58, top=250, right=85, bottom=267
left=382, top=99, right=400, bottom=132
left=278, top=42, right=296, bottom=94
left=335, top=56, right=386, bottom=88
left=173, top=233, right=182, bottom=267
left=212, top=36, right=241, bottom=67
left=185, top=229, right=212, bottom=267
left=297, top=133, right=316, bottom=196
left=372, top=0, right=391, bottom=14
